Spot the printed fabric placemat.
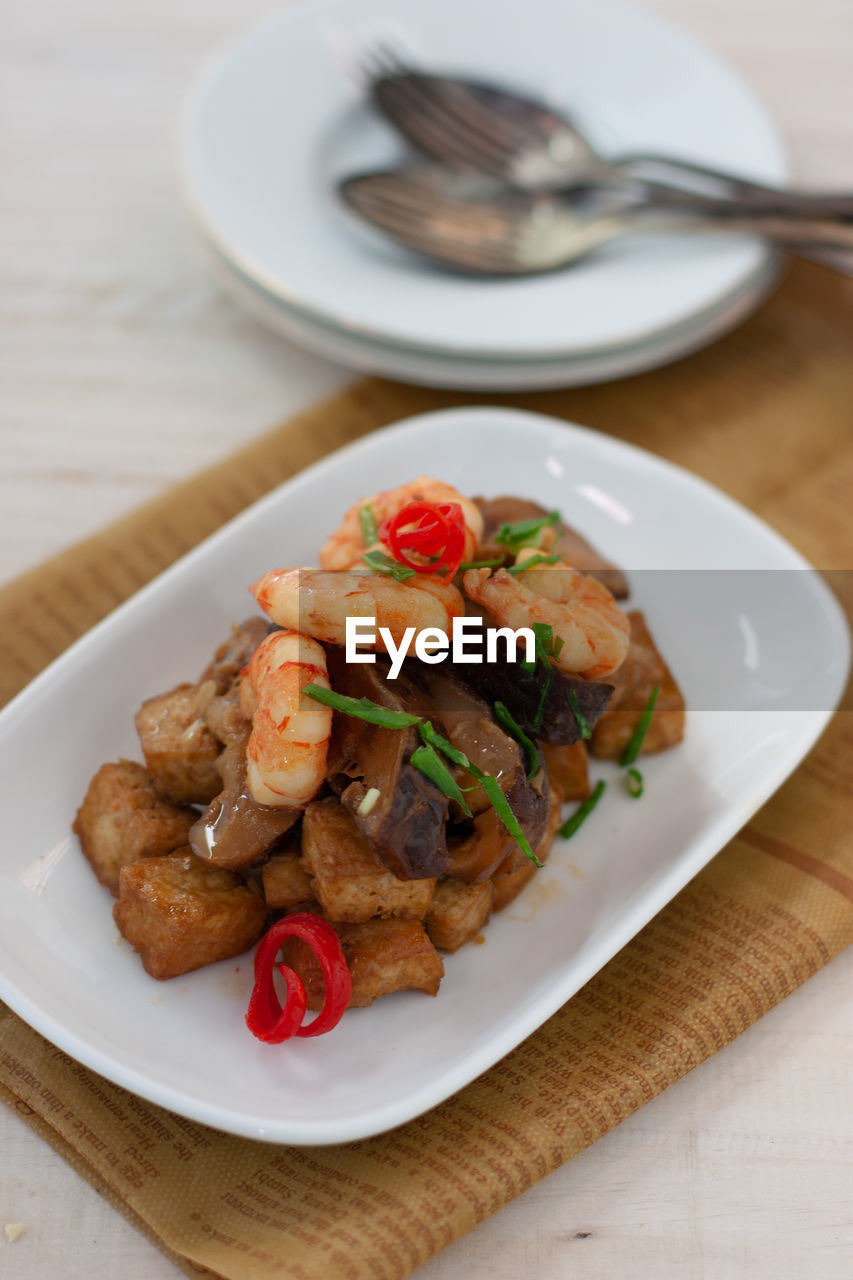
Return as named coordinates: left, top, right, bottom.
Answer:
left=1, top=260, right=852, bottom=1279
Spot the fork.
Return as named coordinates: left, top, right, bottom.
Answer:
left=362, top=46, right=853, bottom=219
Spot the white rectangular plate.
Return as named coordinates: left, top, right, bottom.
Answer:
left=0, top=408, right=848, bottom=1143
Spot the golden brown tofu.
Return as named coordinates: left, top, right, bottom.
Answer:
left=491, top=859, right=537, bottom=913
left=590, top=611, right=685, bottom=760
left=135, top=683, right=222, bottom=805
left=261, top=849, right=314, bottom=910
left=301, top=797, right=435, bottom=923
left=73, top=760, right=196, bottom=895
left=283, top=918, right=444, bottom=1008
left=542, top=741, right=590, bottom=802
left=425, top=878, right=493, bottom=953
left=113, top=849, right=268, bottom=980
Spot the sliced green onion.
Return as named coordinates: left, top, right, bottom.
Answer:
left=494, top=510, right=561, bottom=550
left=559, top=780, right=606, bottom=840
left=533, top=622, right=556, bottom=659
left=303, top=685, right=421, bottom=729
left=507, top=552, right=561, bottom=575
left=625, top=768, right=643, bottom=799
left=478, top=774, right=542, bottom=867
left=360, top=549, right=416, bottom=580
left=420, top=721, right=541, bottom=867
left=619, top=685, right=660, bottom=766
left=493, top=701, right=540, bottom=779
left=458, top=556, right=505, bottom=571
left=522, top=621, right=556, bottom=674
left=532, top=665, right=552, bottom=733
left=552, top=635, right=565, bottom=660
left=566, top=689, right=591, bottom=741
left=410, top=744, right=472, bottom=816
left=358, top=503, right=379, bottom=546
left=418, top=720, right=470, bottom=770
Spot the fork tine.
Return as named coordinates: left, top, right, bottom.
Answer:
left=372, top=40, right=414, bottom=74
left=373, top=73, right=524, bottom=176
left=360, top=40, right=419, bottom=86
left=375, top=80, right=499, bottom=170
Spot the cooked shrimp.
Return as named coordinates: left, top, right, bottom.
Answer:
left=319, top=476, right=484, bottom=570
left=463, top=551, right=630, bottom=680
left=251, top=567, right=464, bottom=650
left=239, top=630, right=332, bottom=808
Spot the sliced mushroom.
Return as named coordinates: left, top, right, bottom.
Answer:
left=325, top=650, right=451, bottom=881
left=189, top=729, right=299, bottom=870
left=475, top=496, right=629, bottom=599
left=444, top=652, right=613, bottom=746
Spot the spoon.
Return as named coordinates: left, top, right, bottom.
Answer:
left=339, top=168, right=853, bottom=276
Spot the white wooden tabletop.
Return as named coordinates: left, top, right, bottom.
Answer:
left=2, top=1, right=852, bottom=1276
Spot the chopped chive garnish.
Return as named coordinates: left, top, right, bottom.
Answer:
left=523, top=621, right=557, bottom=674
left=494, top=510, right=561, bottom=550
left=532, top=622, right=555, bottom=659
left=625, top=768, right=643, bottom=799
left=532, top=665, right=552, bottom=732
left=559, top=780, right=606, bottom=840
left=478, top=774, right=542, bottom=867
left=552, top=635, right=565, bottom=659
left=493, top=701, right=540, bottom=779
left=418, top=720, right=470, bottom=769
left=361, top=549, right=416, bottom=580
left=507, top=552, right=561, bottom=575
left=303, top=685, right=421, bottom=728
left=358, top=503, right=379, bottom=546
left=620, top=685, right=660, bottom=766
left=420, top=721, right=541, bottom=866
left=410, top=744, right=472, bottom=816
left=458, top=556, right=505, bottom=571
left=566, top=689, right=591, bottom=741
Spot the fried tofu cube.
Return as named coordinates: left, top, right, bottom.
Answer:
left=425, top=878, right=493, bottom=953
left=73, top=760, right=196, bottom=895
left=261, top=849, right=314, bottom=909
left=283, top=918, right=444, bottom=1008
left=113, top=849, right=268, bottom=979
left=301, top=797, right=435, bottom=923
left=491, top=859, right=537, bottom=913
left=542, top=741, right=590, bottom=802
left=135, top=683, right=222, bottom=805
left=590, top=611, right=685, bottom=760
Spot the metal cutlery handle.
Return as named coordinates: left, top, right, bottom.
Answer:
left=617, top=154, right=853, bottom=217
left=628, top=182, right=853, bottom=238
left=640, top=209, right=853, bottom=249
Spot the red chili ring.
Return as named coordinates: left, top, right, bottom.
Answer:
left=381, top=501, right=467, bottom=582
left=245, top=913, right=352, bottom=1043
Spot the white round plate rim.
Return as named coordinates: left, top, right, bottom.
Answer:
left=180, top=0, right=788, bottom=361
left=209, top=238, right=783, bottom=390
left=0, top=407, right=848, bottom=1145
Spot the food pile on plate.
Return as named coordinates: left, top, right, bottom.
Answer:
left=73, top=478, right=684, bottom=1039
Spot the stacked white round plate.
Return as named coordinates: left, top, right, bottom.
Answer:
left=180, top=0, right=788, bottom=391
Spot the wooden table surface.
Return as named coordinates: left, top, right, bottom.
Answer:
left=2, top=1, right=852, bottom=1276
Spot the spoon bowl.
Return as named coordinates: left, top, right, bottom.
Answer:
left=340, top=168, right=853, bottom=276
